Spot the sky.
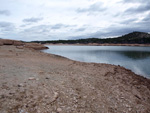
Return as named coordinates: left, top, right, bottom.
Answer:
left=0, top=0, right=150, bottom=41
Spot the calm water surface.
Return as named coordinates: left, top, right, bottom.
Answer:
left=43, top=45, right=150, bottom=78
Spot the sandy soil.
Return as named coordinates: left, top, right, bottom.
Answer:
left=0, top=45, right=150, bottom=113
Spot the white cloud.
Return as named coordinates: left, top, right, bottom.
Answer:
left=0, top=0, right=149, bottom=41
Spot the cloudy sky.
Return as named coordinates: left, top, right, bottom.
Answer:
left=0, top=0, right=150, bottom=41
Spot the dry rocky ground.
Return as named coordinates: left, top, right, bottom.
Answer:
left=0, top=45, right=150, bottom=113
left=0, top=39, right=48, bottom=50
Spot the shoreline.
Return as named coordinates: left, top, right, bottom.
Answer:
left=42, top=47, right=148, bottom=79
left=0, top=45, right=150, bottom=112
left=44, top=44, right=150, bottom=78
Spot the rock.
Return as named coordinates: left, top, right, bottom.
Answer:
left=51, top=112, right=57, bottom=113
left=25, top=43, right=49, bottom=50
left=45, top=77, right=49, bottom=79
left=0, top=39, right=48, bottom=50
left=16, top=46, right=24, bottom=49
left=54, top=92, right=59, bottom=99
left=19, top=109, right=25, bottom=113
left=0, top=39, right=24, bottom=46
left=18, top=83, right=24, bottom=87
left=50, top=92, right=59, bottom=103
left=36, top=78, right=39, bottom=81
left=83, top=96, right=87, bottom=99
left=14, top=41, right=24, bottom=46
left=28, top=77, right=36, bottom=80
left=57, top=108, right=62, bottom=112
left=44, top=95, right=48, bottom=98
left=1, top=39, right=14, bottom=45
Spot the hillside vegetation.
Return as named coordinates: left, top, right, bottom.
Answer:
left=32, top=31, right=150, bottom=44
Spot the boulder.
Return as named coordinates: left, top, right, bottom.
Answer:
left=0, top=39, right=24, bottom=46
left=2, top=39, right=14, bottom=45
left=0, top=39, right=48, bottom=50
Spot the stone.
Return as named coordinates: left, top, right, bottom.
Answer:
left=18, top=83, right=24, bottom=87
left=0, top=39, right=24, bottom=46
left=44, top=95, right=48, bottom=98
left=28, top=77, right=36, bottom=80
left=2, top=39, right=14, bottom=45
left=45, top=77, right=49, bottom=79
left=25, top=43, right=49, bottom=50
left=16, top=46, right=24, bottom=49
left=54, top=92, right=59, bottom=99
left=57, top=108, right=62, bottom=112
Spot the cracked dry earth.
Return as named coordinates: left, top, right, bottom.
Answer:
left=0, top=45, right=150, bottom=113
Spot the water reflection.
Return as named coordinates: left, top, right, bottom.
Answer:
left=43, top=46, right=150, bottom=78
left=118, top=51, right=150, bottom=59
left=89, top=50, right=150, bottom=60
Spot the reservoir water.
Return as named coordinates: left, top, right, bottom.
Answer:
left=43, top=45, right=150, bottom=78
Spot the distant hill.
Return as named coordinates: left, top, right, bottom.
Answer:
left=32, top=31, right=150, bottom=44
left=112, top=31, right=150, bottom=44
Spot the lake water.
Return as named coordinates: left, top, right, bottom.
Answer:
left=43, top=45, right=150, bottom=78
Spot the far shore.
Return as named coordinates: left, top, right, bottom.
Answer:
left=44, top=43, right=150, bottom=47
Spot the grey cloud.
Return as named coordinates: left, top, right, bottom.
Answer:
left=120, top=18, right=137, bottom=24
left=115, top=1, right=150, bottom=17
left=20, top=24, right=67, bottom=41
left=122, top=0, right=144, bottom=3
left=69, top=20, right=150, bottom=40
left=20, top=25, right=52, bottom=41
left=90, top=28, right=137, bottom=38
left=76, top=2, right=106, bottom=13
left=23, top=25, right=51, bottom=34
left=0, top=22, right=15, bottom=31
left=20, top=25, right=26, bottom=27
left=95, top=25, right=149, bottom=38
left=69, top=35, right=88, bottom=40
left=23, top=17, right=43, bottom=23
left=20, top=24, right=78, bottom=41
left=70, top=28, right=137, bottom=40
left=142, top=14, right=150, bottom=22
left=51, top=24, right=76, bottom=29
left=20, top=23, right=32, bottom=27
left=125, top=4, right=150, bottom=14
left=22, top=23, right=77, bottom=34
left=0, top=10, right=11, bottom=16
left=51, top=24, right=64, bottom=29
left=75, top=28, right=86, bottom=32
left=123, top=0, right=150, bottom=15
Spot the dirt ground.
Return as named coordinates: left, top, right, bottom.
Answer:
left=0, top=45, right=150, bottom=113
